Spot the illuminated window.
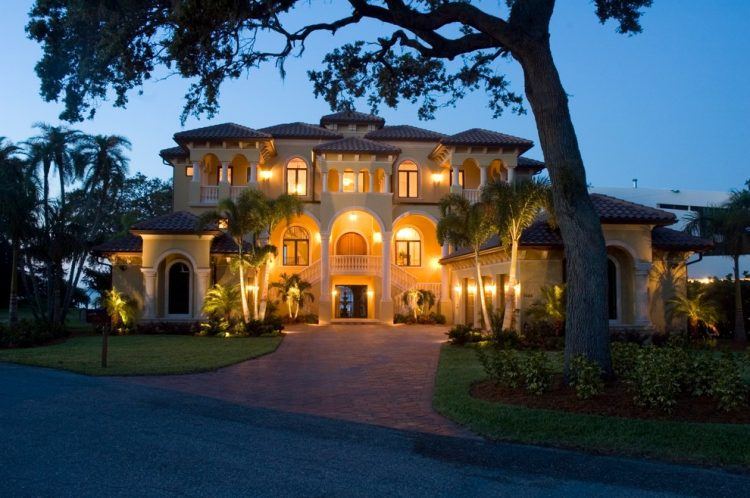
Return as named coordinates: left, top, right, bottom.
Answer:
left=286, top=158, right=307, bottom=196
left=358, top=171, right=367, bottom=192
left=282, top=226, right=310, bottom=266
left=395, top=227, right=421, bottom=266
left=214, top=165, right=233, bottom=185
left=185, top=165, right=194, bottom=177
left=398, top=161, right=418, bottom=198
left=449, top=169, right=465, bottom=187
left=342, top=169, right=356, bottom=192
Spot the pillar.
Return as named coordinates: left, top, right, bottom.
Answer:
left=141, top=268, right=157, bottom=319
left=249, top=162, right=258, bottom=184
left=354, top=171, right=360, bottom=192
left=219, top=161, right=230, bottom=199
left=322, top=171, right=328, bottom=192
left=384, top=173, right=390, bottom=193
left=439, top=243, right=453, bottom=323
left=195, top=268, right=211, bottom=318
left=319, top=232, right=332, bottom=324
left=634, top=262, right=652, bottom=327
left=190, top=161, right=201, bottom=204
left=380, top=230, right=393, bottom=323
left=450, top=164, right=461, bottom=193
left=479, top=164, right=488, bottom=187
left=507, top=165, right=516, bottom=184
left=369, top=171, right=374, bottom=193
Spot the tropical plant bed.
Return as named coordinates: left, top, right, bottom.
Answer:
left=471, top=377, right=750, bottom=424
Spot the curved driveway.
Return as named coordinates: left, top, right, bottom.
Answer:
left=129, top=324, right=468, bottom=436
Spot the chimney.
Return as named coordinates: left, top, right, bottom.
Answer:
left=632, top=178, right=638, bottom=189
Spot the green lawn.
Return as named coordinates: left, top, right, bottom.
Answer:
left=0, top=307, right=94, bottom=333
left=433, top=345, right=750, bottom=468
left=0, top=335, right=283, bottom=376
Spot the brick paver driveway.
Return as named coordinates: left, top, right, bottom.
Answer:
left=128, top=324, right=469, bottom=436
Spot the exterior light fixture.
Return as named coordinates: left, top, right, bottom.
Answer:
left=348, top=213, right=357, bottom=222
left=260, top=169, right=272, bottom=181
left=454, top=285, right=462, bottom=295
left=373, top=232, right=382, bottom=243
left=314, top=232, right=322, bottom=243
left=431, top=257, right=441, bottom=270
left=218, top=218, right=229, bottom=229
left=467, top=283, right=477, bottom=295
left=431, top=172, right=442, bottom=185
left=486, top=283, right=497, bottom=295
left=367, top=290, right=374, bottom=298
left=331, top=288, right=338, bottom=297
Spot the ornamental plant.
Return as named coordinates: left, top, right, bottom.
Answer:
left=569, top=355, right=604, bottom=400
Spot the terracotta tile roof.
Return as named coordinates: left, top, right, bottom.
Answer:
left=173, top=123, right=271, bottom=142
left=320, top=110, right=385, bottom=127
left=517, top=156, right=545, bottom=172
left=92, top=232, right=251, bottom=255
left=159, top=145, right=189, bottom=160
left=364, top=125, right=446, bottom=142
left=258, top=122, right=343, bottom=140
left=591, top=194, right=676, bottom=225
left=441, top=128, right=533, bottom=151
left=91, top=234, right=143, bottom=255
left=130, top=211, right=219, bottom=233
left=651, top=227, right=714, bottom=251
left=313, top=136, right=401, bottom=154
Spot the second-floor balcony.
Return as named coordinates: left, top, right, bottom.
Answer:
left=461, top=188, right=481, bottom=204
left=330, top=255, right=382, bottom=275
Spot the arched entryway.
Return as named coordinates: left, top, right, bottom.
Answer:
left=167, top=260, right=192, bottom=316
left=336, top=232, right=368, bottom=255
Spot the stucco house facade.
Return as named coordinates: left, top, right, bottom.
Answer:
left=94, top=110, right=710, bottom=331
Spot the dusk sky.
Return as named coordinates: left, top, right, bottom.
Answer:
left=1, top=1, right=748, bottom=192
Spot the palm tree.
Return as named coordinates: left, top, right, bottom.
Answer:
left=0, top=140, right=38, bottom=325
left=401, top=288, right=436, bottom=320
left=27, top=123, right=83, bottom=211
left=101, top=289, right=136, bottom=367
left=482, top=177, right=550, bottom=332
left=437, top=194, right=494, bottom=330
left=270, top=273, right=315, bottom=320
left=202, top=284, right=242, bottom=323
left=685, top=183, right=750, bottom=344
left=669, top=292, right=720, bottom=337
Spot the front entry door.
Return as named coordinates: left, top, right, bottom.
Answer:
left=335, top=285, right=368, bottom=318
left=336, top=232, right=367, bottom=255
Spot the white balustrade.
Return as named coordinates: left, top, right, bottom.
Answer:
left=297, top=259, right=321, bottom=284
left=462, top=188, right=481, bottom=204
left=230, top=185, right=246, bottom=200
left=200, top=186, right=219, bottom=203
left=390, top=264, right=417, bottom=292
left=330, top=255, right=381, bottom=274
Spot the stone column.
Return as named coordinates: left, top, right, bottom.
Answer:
left=507, top=165, right=516, bottom=184
left=355, top=171, right=360, bottom=192
left=450, top=164, right=461, bottom=193
left=322, top=171, right=328, bottom=192
left=190, top=161, right=201, bottom=204
left=384, top=173, right=390, bottom=193
left=249, top=162, right=258, bottom=185
left=141, top=268, right=157, bottom=320
left=195, top=268, right=211, bottom=318
left=634, top=261, right=652, bottom=327
left=439, top=243, right=453, bottom=323
left=480, top=164, right=488, bottom=187
left=369, top=171, right=374, bottom=193
left=380, top=230, right=393, bottom=323
left=219, top=161, right=231, bottom=199
left=319, top=232, right=332, bottom=324
left=192, top=161, right=201, bottom=183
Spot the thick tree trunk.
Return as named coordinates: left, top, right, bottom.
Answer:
left=474, top=252, right=491, bottom=331
left=732, top=254, right=746, bottom=344
left=252, top=272, right=260, bottom=319
left=237, top=247, right=250, bottom=323
left=502, top=241, right=519, bottom=331
left=258, top=259, right=273, bottom=320
left=516, top=39, right=611, bottom=375
left=8, top=238, right=19, bottom=325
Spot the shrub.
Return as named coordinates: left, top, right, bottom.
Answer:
left=446, top=324, right=483, bottom=345
left=0, top=319, right=70, bottom=348
left=520, top=351, right=553, bottom=395
left=569, top=355, right=604, bottom=400
left=135, top=321, right=199, bottom=335
left=198, top=317, right=231, bottom=337
left=476, top=347, right=522, bottom=389
left=712, top=353, right=748, bottom=412
left=611, top=342, right=640, bottom=378
left=522, top=320, right=564, bottom=350
left=627, top=346, right=682, bottom=412
left=243, top=316, right=284, bottom=337
left=395, top=311, right=446, bottom=325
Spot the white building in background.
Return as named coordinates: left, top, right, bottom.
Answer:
left=589, top=183, right=749, bottom=279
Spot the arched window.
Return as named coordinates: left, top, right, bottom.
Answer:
left=282, top=226, right=310, bottom=266
left=398, top=161, right=419, bottom=198
left=167, top=261, right=191, bottom=315
left=342, top=169, right=356, bottom=192
left=607, top=257, right=618, bottom=321
left=395, top=227, right=421, bottom=266
left=336, top=232, right=368, bottom=255
left=286, top=158, right=307, bottom=195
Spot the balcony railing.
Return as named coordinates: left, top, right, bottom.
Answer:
left=331, top=255, right=382, bottom=274
left=200, top=186, right=219, bottom=203
left=462, top=188, right=481, bottom=204
left=230, top=185, right=246, bottom=200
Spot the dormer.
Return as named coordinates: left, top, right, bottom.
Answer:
left=319, top=110, right=385, bottom=137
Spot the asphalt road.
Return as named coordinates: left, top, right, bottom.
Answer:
left=1, top=363, right=749, bottom=497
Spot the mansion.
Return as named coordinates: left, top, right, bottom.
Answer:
left=94, top=111, right=710, bottom=330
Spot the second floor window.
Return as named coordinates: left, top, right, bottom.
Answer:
left=398, top=161, right=418, bottom=198
left=395, top=227, right=421, bottom=267
left=286, top=158, right=307, bottom=196
left=342, top=169, right=356, bottom=192
left=282, top=226, right=309, bottom=266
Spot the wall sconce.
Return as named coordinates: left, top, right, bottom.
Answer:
left=367, top=290, right=374, bottom=298
left=431, top=172, right=442, bottom=185
left=431, top=257, right=441, bottom=270
left=486, top=283, right=497, bottom=295
left=373, top=232, right=382, bottom=243
left=260, top=169, right=272, bottom=181
left=314, top=232, right=321, bottom=243
left=331, top=288, right=338, bottom=297
left=453, top=284, right=462, bottom=296
left=348, top=212, right=357, bottom=222
left=467, top=283, right=477, bottom=295
left=225, top=256, right=231, bottom=263
left=218, top=218, right=229, bottom=229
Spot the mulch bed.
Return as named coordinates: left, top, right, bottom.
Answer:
left=471, top=376, right=750, bottom=424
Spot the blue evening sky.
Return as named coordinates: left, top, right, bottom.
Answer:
left=1, top=1, right=748, bottom=191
